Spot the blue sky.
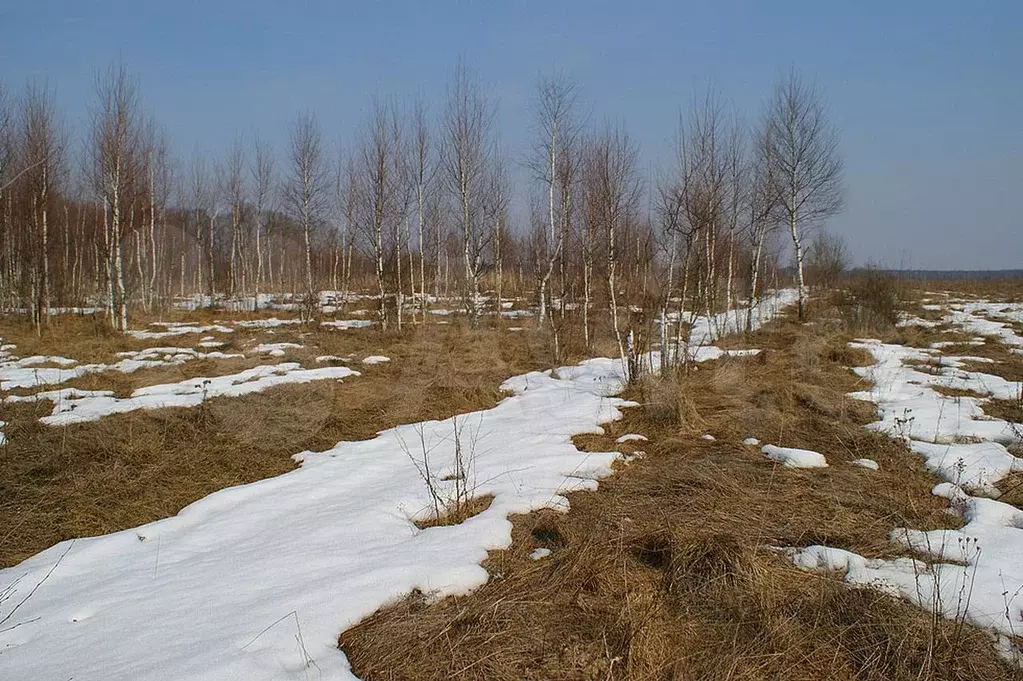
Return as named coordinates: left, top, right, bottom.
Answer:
left=1, top=0, right=1020, bottom=269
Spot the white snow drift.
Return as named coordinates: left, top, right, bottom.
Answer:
left=8, top=363, right=359, bottom=426
left=0, top=359, right=631, bottom=681
left=761, top=444, right=828, bottom=468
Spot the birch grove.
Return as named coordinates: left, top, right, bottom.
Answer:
left=0, top=63, right=842, bottom=365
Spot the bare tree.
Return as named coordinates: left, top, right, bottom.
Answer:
left=676, top=93, right=732, bottom=321
left=528, top=71, right=579, bottom=325
left=745, top=123, right=777, bottom=331
left=250, top=136, right=275, bottom=309
left=353, top=101, right=403, bottom=329
left=805, top=229, right=848, bottom=290
left=285, top=112, right=329, bottom=304
left=441, top=61, right=497, bottom=327
left=0, top=83, right=10, bottom=196
left=189, top=151, right=210, bottom=304
left=17, top=84, right=67, bottom=329
left=223, top=139, right=246, bottom=299
left=138, top=118, right=172, bottom=312
left=763, top=70, right=844, bottom=322
left=409, top=99, right=435, bottom=324
left=588, top=124, right=641, bottom=377
left=89, top=63, right=143, bottom=330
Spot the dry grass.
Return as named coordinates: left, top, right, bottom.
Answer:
left=933, top=385, right=989, bottom=399
left=0, top=321, right=545, bottom=568
left=414, top=495, right=495, bottom=530
left=338, top=316, right=1019, bottom=680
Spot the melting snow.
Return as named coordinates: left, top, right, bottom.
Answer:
left=233, top=318, right=304, bottom=329
left=0, top=358, right=631, bottom=681
left=126, top=324, right=234, bottom=340
left=321, top=320, right=374, bottom=330
left=7, top=364, right=359, bottom=426
left=251, top=343, right=304, bottom=357
left=615, top=433, right=647, bottom=443
left=789, top=300, right=1023, bottom=663
left=762, top=444, right=828, bottom=468
left=850, top=458, right=880, bottom=471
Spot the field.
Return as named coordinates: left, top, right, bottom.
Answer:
left=1, top=283, right=1023, bottom=680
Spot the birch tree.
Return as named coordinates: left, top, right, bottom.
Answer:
left=250, top=137, right=275, bottom=309
left=223, top=139, right=246, bottom=299
left=589, top=124, right=640, bottom=377
left=409, top=100, right=434, bottom=323
left=18, top=84, right=66, bottom=329
left=0, top=84, right=9, bottom=199
left=528, top=71, right=579, bottom=325
left=353, top=102, right=401, bottom=329
left=89, top=63, right=142, bottom=331
left=763, top=70, right=844, bottom=322
left=442, top=62, right=497, bottom=327
left=745, top=123, right=777, bottom=330
left=141, top=120, right=171, bottom=311
left=189, top=152, right=210, bottom=305
left=286, top=112, right=329, bottom=305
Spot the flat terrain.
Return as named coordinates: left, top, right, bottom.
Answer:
left=2, top=285, right=1023, bottom=680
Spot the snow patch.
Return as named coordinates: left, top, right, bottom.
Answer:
left=615, top=433, right=647, bottom=443
left=761, top=444, right=828, bottom=468
left=850, top=458, right=879, bottom=471
left=0, top=357, right=631, bottom=681
left=13, top=364, right=359, bottom=426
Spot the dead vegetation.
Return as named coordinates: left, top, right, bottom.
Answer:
left=339, top=315, right=1020, bottom=680
left=0, top=321, right=544, bottom=567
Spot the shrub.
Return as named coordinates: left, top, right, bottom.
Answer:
left=837, top=268, right=905, bottom=331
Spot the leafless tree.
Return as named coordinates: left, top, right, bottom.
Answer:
left=251, top=136, right=275, bottom=309
left=441, top=61, right=498, bottom=327
left=337, top=153, right=357, bottom=296
left=17, top=84, right=67, bottom=329
left=409, top=99, right=435, bottom=324
left=188, top=151, right=210, bottom=303
left=285, top=112, right=329, bottom=304
left=89, top=63, right=143, bottom=330
left=223, top=138, right=246, bottom=298
left=588, top=123, right=641, bottom=376
left=763, top=70, right=844, bottom=322
left=353, top=101, right=404, bottom=329
left=745, top=123, right=778, bottom=330
left=528, top=71, right=580, bottom=325
left=0, top=83, right=11, bottom=196
left=806, top=229, right=848, bottom=290
left=676, top=93, right=731, bottom=321
left=140, top=119, right=171, bottom=312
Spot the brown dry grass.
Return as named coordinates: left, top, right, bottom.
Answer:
left=415, top=495, right=495, bottom=530
left=338, top=315, right=1019, bottom=681
left=0, top=321, right=545, bottom=568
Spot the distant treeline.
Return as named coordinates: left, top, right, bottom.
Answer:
left=848, top=269, right=1023, bottom=281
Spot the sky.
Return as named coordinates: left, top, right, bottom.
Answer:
left=1, top=0, right=1020, bottom=270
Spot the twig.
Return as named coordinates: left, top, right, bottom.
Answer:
left=0, top=538, right=75, bottom=628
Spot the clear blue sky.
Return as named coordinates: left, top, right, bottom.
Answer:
left=1, top=0, right=1020, bottom=269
